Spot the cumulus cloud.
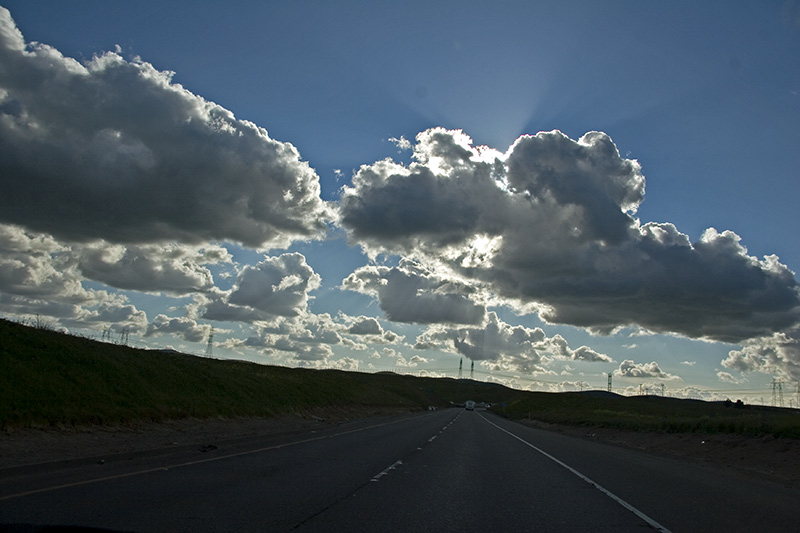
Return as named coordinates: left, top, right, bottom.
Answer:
left=716, top=371, right=746, bottom=384
left=230, top=313, right=343, bottom=363
left=722, top=331, right=800, bottom=381
left=0, top=8, right=329, bottom=248
left=345, top=315, right=403, bottom=344
left=348, top=316, right=383, bottom=335
left=615, top=359, right=681, bottom=381
left=415, top=311, right=611, bottom=374
left=0, top=224, right=154, bottom=330
left=200, top=253, right=320, bottom=323
left=338, top=127, right=800, bottom=346
left=146, top=314, right=210, bottom=343
left=73, top=243, right=231, bottom=294
left=342, top=259, right=485, bottom=325
left=397, top=354, right=427, bottom=367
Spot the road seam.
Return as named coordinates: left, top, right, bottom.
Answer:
left=481, top=413, right=672, bottom=533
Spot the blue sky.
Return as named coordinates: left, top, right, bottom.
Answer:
left=2, top=1, right=799, bottom=402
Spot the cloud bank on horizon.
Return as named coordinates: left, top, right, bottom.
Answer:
left=1, top=7, right=799, bottom=384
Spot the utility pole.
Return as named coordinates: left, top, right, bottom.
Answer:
left=661, top=383, right=666, bottom=397
left=458, top=358, right=463, bottom=379
left=470, top=360, right=474, bottom=380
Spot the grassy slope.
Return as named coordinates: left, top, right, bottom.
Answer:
left=2, top=319, right=799, bottom=439
left=0, top=319, right=520, bottom=428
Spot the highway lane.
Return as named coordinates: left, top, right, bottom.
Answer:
left=1, top=408, right=797, bottom=531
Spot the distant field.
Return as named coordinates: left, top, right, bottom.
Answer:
left=501, top=390, right=800, bottom=439
left=2, top=319, right=799, bottom=439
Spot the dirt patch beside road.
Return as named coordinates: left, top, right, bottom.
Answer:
left=519, top=419, right=800, bottom=489
left=0, top=407, right=411, bottom=470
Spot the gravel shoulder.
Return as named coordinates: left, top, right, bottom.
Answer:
left=0, top=407, right=409, bottom=471
left=518, top=419, right=800, bottom=489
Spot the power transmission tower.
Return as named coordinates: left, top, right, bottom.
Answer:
left=661, top=383, right=666, bottom=397
left=205, top=327, right=214, bottom=358
left=458, top=358, right=463, bottom=379
left=796, top=382, right=800, bottom=408
left=607, top=373, right=612, bottom=393
left=772, top=378, right=784, bottom=407
left=119, top=328, right=129, bottom=346
left=470, top=360, right=474, bottom=380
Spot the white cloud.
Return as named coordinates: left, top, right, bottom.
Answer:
left=73, top=243, right=232, bottom=295
left=227, top=312, right=353, bottom=365
left=344, top=314, right=403, bottom=344
left=0, top=8, right=329, bottom=248
left=615, top=359, right=682, bottom=381
left=414, top=311, right=611, bottom=374
left=338, top=127, right=800, bottom=344
left=146, top=314, right=210, bottom=343
left=0, top=224, right=152, bottom=332
left=722, top=330, right=800, bottom=381
left=200, top=253, right=320, bottom=323
left=716, top=371, right=746, bottom=385
left=395, top=354, right=428, bottom=367
left=342, top=259, right=485, bottom=325
left=388, top=135, right=412, bottom=152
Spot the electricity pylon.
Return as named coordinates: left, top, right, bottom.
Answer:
left=205, top=327, right=214, bottom=358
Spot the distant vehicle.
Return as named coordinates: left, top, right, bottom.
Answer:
left=465, top=400, right=476, bottom=411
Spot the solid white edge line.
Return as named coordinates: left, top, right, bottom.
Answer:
left=481, top=414, right=672, bottom=533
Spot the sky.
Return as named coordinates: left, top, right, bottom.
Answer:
left=2, top=1, right=800, bottom=403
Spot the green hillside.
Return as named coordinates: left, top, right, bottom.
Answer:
left=2, top=318, right=799, bottom=439
left=0, top=319, right=519, bottom=429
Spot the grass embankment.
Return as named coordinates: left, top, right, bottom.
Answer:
left=0, top=319, right=518, bottom=429
left=502, top=391, right=800, bottom=439
left=3, top=319, right=800, bottom=439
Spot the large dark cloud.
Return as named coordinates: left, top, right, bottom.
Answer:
left=339, top=128, right=800, bottom=345
left=0, top=8, right=329, bottom=248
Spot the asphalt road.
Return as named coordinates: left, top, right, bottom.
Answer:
left=1, top=409, right=797, bottom=532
